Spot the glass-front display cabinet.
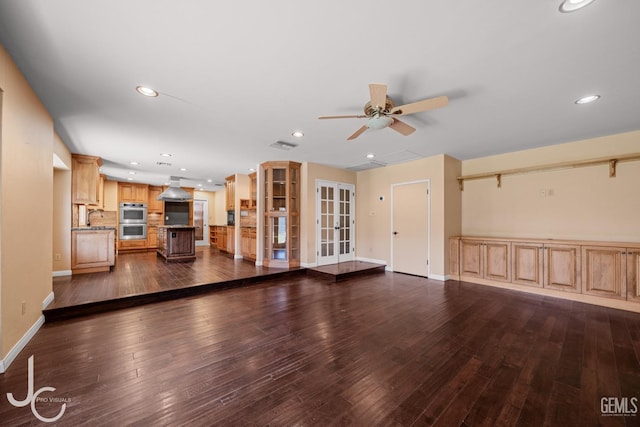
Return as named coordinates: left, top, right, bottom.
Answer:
left=261, top=161, right=300, bottom=268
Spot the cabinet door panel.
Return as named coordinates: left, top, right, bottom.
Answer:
left=449, top=238, right=460, bottom=276
left=512, top=242, right=544, bottom=287
left=484, top=241, right=511, bottom=282
left=544, top=244, right=581, bottom=293
left=460, top=240, right=482, bottom=278
left=582, top=246, right=626, bottom=300
left=628, top=250, right=640, bottom=302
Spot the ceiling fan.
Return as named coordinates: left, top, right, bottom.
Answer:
left=318, top=83, right=448, bottom=140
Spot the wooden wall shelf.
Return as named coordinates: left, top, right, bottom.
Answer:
left=457, top=152, right=640, bottom=190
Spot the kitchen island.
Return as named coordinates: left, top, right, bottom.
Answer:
left=157, top=225, right=196, bottom=262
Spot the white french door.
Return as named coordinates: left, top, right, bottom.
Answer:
left=316, top=181, right=355, bottom=266
left=194, top=199, right=209, bottom=246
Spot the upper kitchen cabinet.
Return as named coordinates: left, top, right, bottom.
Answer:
left=148, top=185, right=164, bottom=213
left=119, top=182, right=149, bottom=203
left=225, top=175, right=236, bottom=211
left=262, top=161, right=301, bottom=268
left=72, top=154, right=103, bottom=205
left=249, top=172, right=257, bottom=209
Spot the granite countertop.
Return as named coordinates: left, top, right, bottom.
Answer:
left=72, top=226, right=116, bottom=231
left=157, top=225, right=196, bottom=229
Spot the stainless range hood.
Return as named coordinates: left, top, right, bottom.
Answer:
left=157, top=176, right=193, bottom=201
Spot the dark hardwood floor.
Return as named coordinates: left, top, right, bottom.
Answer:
left=3, top=272, right=640, bottom=425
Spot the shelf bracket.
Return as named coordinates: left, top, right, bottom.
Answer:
left=609, top=159, right=617, bottom=177
left=496, top=174, right=502, bottom=188
left=457, top=178, right=464, bottom=191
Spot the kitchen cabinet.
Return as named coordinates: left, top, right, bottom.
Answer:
left=241, top=227, right=257, bottom=261
left=459, top=239, right=511, bottom=283
left=72, top=154, right=102, bottom=205
left=71, top=228, right=115, bottom=274
left=581, top=245, right=626, bottom=300
left=148, top=186, right=164, bottom=213
left=216, top=226, right=227, bottom=251
left=262, top=161, right=300, bottom=268
left=118, top=182, right=149, bottom=203
left=157, top=226, right=196, bottom=262
left=118, top=239, right=147, bottom=251
left=225, top=175, right=236, bottom=211
left=147, top=226, right=157, bottom=249
left=209, top=227, right=217, bottom=246
left=249, top=172, right=257, bottom=209
left=227, top=226, right=235, bottom=254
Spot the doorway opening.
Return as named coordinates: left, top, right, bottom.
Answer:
left=316, top=181, right=355, bottom=266
left=194, top=199, right=209, bottom=246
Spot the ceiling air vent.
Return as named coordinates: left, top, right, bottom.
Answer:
left=269, top=140, right=298, bottom=151
left=156, top=161, right=173, bottom=166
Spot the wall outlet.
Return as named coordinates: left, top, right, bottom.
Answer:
left=54, top=253, right=61, bottom=261
left=21, top=301, right=26, bottom=315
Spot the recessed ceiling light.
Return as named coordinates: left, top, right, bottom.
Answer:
left=136, top=86, right=158, bottom=97
left=160, top=153, right=172, bottom=157
left=180, top=168, right=187, bottom=171
left=366, top=153, right=376, bottom=159
left=197, top=184, right=203, bottom=187
left=129, top=161, right=140, bottom=165
left=559, top=0, right=596, bottom=13
left=575, top=94, right=600, bottom=104
left=248, top=168, right=256, bottom=172
left=127, top=177, right=134, bottom=181
left=129, top=171, right=136, bottom=175
left=207, top=179, right=213, bottom=183
left=292, top=130, right=304, bottom=138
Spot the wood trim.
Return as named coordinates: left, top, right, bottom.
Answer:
left=457, top=152, right=640, bottom=190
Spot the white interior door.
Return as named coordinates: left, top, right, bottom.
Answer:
left=392, top=180, right=429, bottom=276
left=317, top=181, right=355, bottom=266
left=194, top=199, right=209, bottom=246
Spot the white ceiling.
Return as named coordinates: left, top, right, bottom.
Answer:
left=1, top=1, right=638, bottom=191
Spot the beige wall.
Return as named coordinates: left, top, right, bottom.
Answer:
left=461, top=130, right=640, bottom=242
left=355, top=154, right=461, bottom=277
left=301, top=162, right=357, bottom=266
left=53, top=133, right=71, bottom=273
left=1, top=45, right=54, bottom=360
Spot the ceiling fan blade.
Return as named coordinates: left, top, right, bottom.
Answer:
left=369, top=83, right=388, bottom=109
left=389, top=119, right=416, bottom=136
left=347, top=125, right=368, bottom=141
left=318, top=114, right=367, bottom=120
left=390, top=95, right=448, bottom=116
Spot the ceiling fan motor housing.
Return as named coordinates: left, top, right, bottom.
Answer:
left=364, top=96, right=396, bottom=116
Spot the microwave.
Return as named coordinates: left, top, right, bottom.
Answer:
left=120, top=203, right=147, bottom=224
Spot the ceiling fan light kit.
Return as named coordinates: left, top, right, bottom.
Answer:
left=318, top=83, right=448, bottom=140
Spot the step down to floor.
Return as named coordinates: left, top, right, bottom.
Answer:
left=307, top=261, right=386, bottom=282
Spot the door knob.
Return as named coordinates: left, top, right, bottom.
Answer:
left=393, top=231, right=399, bottom=235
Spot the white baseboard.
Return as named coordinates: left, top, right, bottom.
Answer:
left=234, top=254, right=243, bottom=260
left=428, top=274, right=449, bottom=282
left=300, top=262, right=317, bottom=268
left=196, top=242, right=210, bottom=247
left=42, top=292, right=55, bottom=309
left=0, top=315, right=45, bottom=374
left=52, top=270, right=72, bottom=277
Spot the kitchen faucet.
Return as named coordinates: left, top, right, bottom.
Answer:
left=87, top=208, right=104, bottom=226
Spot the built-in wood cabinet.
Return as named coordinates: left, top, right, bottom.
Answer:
left=627, top=250, right=640, bottom=303
left=544, top=244, right=581, bottom=293
left=225, top=175, right=236, bottom=211
left=459, top=239, right=510, bottom=283
left=241, top=227, right=257, bottom=261
left=451, top=236, right=640, bottom=309
left=71, top=228, right=115, bottom=274
left=227, top=226, right=235, bottom=254
left=581, top=245, right=627, bottom=300
left=216, top=226, right=227, bottom=251
left=147, top=226, right=157, bottom=249
left=262, top=161, right=300, bottom=268
left=72, top=154, right=103, bottom=205
left=148, top=186, right=164, bottom=213
left=249, top=172, right=257, bottom=209
left=118, top=183, right=149, bottom=203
